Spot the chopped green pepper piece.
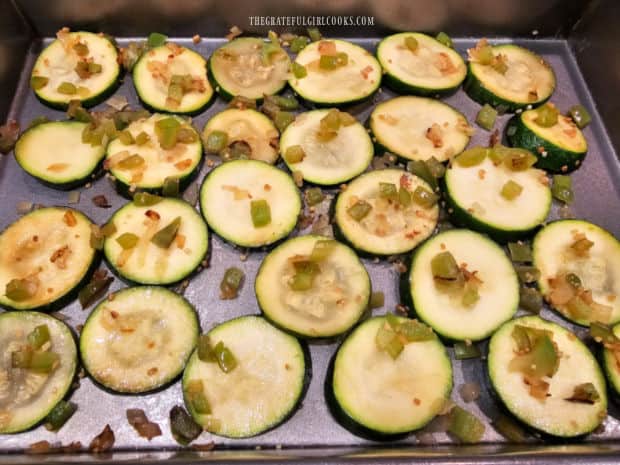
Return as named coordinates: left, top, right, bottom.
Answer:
left=162, top=176, right=180, bottom=197
left=398, top=187, right=412, bottom=207
left=45, top=400, right=77, bottom=431
left=117, top=154, right=145, bottom=170
left=289, top=260, right=320, bottom=291
left=273, top=111, right=295, bottom=133
left=431, top=251, right=460, bottom=281
left=261, top=41, right=282, bottom=66
left=398, top=319, right=434, bottom=341
left=534, top=103, right=559, bottom=127
left=406, top=160, right=437, bottom=189
left=379, top=182, right=398, bottom=201
left=310, top=239, right=337, bottom=262
left=30, top=76, right=49, bottom=90
left=197, top=335, right=217, bottom=363
left=454, top=341, right=481, bottom=360
left=29, top=351, right=60, bottom=373
left=292, top=62, right=307, bottom=79
left=519, top=287, right=543, bottom=313
left=116, top=232, right=139, bottom=249
left=284, top=145, right=305, bottom=164
left=205, top=130, right=228, bottom=153
left=305, top=187, right=324, bottom=206
left=435, top=32, right=453, bottom=48
left=569, top=104, right=591, bottom=129
left=425, top=157, right=446, bottom=178
left=404, top=36, right=418, bottom=52
left=27, top=325, right=50, bottom=350
left=214, top=341, right=237, bottom=373
left=154, top=117, right=180, bottom=150
left=455, top=147, right=488, bottom=167
left=11, top=348, right=32, bottom=368
left=147, top=32, right=167, bottom=48
left=5, top=278, right=37, bottom=301
left=177, top=127, right=198, bottom=144
left=186, top=380, right=212, bottom=414
left=492, top=414, right=527, bottom=443
left=168, top=83, right=184, bottom=104
left=290, top=35, right=310, bottom=53
left=220, top=267, right=244, bottom=300
left=512, top=333, right=559, bottom=378
left=369, top=291, right=384, bottom=309
left=347, top=200, right=372, bottom=221
left=78, top=274, right=113, bottom=309
left=507, top=242, right=532, bottom=263
left=169, top=405, right=202, bottom=446
left=67, top=100, right=92, bottom=123
left=551, top=175, right=574, bottom=204
left=266, top=94, right=299, bottom=111
left=566, top=296, right=591, bottom=320
left=151, top=217, right=181, bottom=249
left=307, top=27, right=322, bottom=42
left=73, top=42, right=89, bottom=56
left=461, top=285, right=480, bottom=308
left=375, top=324, right=404, bottom=359
left=133, top=192, right=162, bottom=206
left=118, top=130, right=134, bottom=145
left=448, top=406, right=485, bottom=443
left=250, top=199, right=271, bottom=228
left=319, top=55, right=339, bottom=70
left=565, top=382, right=600, bottom=404
left=412, top=186, right=438, bottom=208
left=476, top=104, right=498, bottom=131
left=503, top=149, right=537, bottom=171
left=88, top=62, right=102, bottom=74
left=100, top=221, right=117, bottom=237
left=57, top=82, right=77, bottom=95
left=501, top=180, right=523, bottom=200
left=590, top=322, right=618, bottom=344
left=514, top=265, right=540, bottom=284
left=135, top=131, right=150, bottom=146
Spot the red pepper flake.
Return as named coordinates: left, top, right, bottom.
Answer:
left=147, top=367, right=158, bottom=376
left=360, top=65, right=373, bottom=79
left=92, top=194, right=111, bottom=208
left=145, top=209, right=161, bottom=221
left=174, top=158, right=192, bottom=170
left=63, top=210, right=77, bottom=227
left=478, top=169, right=486, bottom=180
left=413, top=398, right=421, bottom=405
left=89, top=425, right=115, bottom=453
left=264, top=184, right=272, bottom=191
left=399, top=174, right=411, bottom=189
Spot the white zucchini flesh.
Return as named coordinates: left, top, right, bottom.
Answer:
left=289, top=40, right=382, bottom=105
left=0, top=208, right=96, bottom=311
left=80, top=286, right=198, bottom=393
left=183, top=316, right=306, bottom=438
left=377, top=33, right=466, bottom=91
left=15, top=121, right=105, bottom=186
left=370, top=96, right=472, bottom=162
left=133, top=44, right=213, bottom=113
left=488, top=316, right=607, bottom=437
left=470, top=45, right=555, bottom=106
left=520, top=109, right=587, bottom=153
left=106, top=114, right=202, bottom=189
left=199, top=160, right=301, bottom=248
left=409, top=229, right=519, bottom=341
left=533, top=220, right=620, bottom=326
left=335, top=169, right=439, bottom=255
left=209, top=38, right=290, bottom=100
left=203, top=109, right=279, bottom=164
left=31, top=31, right=119, bottom=107
left=445, top=156, right=551, bottom=231
left=103, top=199, right=208, bottom=285
left=0, top=312, right=77, bottom=433
left=333, top=316, right=452, bottom=434
left=279, top=110, right=373, bottom=185
left=255, top=235, right=371, bottom=338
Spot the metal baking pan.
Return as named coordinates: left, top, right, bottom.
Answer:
left=2, top=6, right=620, bottom=465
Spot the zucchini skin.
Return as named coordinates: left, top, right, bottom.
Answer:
left=506, top=115, right=586, bottom=173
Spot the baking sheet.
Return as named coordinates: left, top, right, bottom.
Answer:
left=2, top=36, right=620, bottom=460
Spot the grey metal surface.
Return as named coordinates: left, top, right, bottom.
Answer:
left=1, top=35, right=620, bottom=463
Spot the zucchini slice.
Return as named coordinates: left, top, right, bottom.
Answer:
left=0, top=207, right=97, bottom=312
left=465, top=43, right=556, bottom=112
left=133, top=43, right=213, bottom=114
left=0, top=312, right=77, bottom=433
left=31, top=30, right=120, bottom=109
left=488, top=315, right=607, bottom=438
left=15, top=121, right=106, bottom=190
left=105, top=114, right=202, bottom=196
left=601, top=323, right=620, bottom=397
left=199, top=159, right=301, bottom=248
left=103, top=198, right=208, bottom=285
left=444, top=154, right=552, bottom=242
left=279, top=109, right=373, bottom=185
left=208, top=37, right=290, bottom=101
left=405, top=229, right=519, bottom=341
left=334, top=169, right=439, bottom=255
left=80, top=286, right=199, bottom=393
left=506, top=105, right=587, bottom=173
left=202, top=108, right=279, bottom=164
left=183, top=315, right=306, bottom=438
left=289, top=39, right=381, bottom=106
left=369, top=96, right=472, bottom=162
left=376, top=32, right=467, bottom=96
left=533, top=220, right=620, bottom=326
left=331, top=316, right=452, bottom=436
left=255, top=235, right=371, bottom=338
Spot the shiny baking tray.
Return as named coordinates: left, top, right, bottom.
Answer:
left=1, top=36, right=620, bottom=464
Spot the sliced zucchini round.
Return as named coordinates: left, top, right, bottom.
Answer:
left=465, top=43, right=556, bottom=112
left=15, top=121, right=106, bottom=190
left=208, top=37, right=290, bottom=101
left=289, top=39, right=381, bottom=106
left=80, top=286, right=199, bottom=393
left=255, top=235, right=371, bottom=339
left=133, top=43, right=214, bottom=114
left=183, top=315, right=306, bottom=438
left=202, top=108, right=279, bottom=164
left=533, top=220, right=620, bottom=326
left=331, top=316, right=452, bottom=436
left=103, top=198, right=208, bottom=285
left=506, top=106, right=587, bottom=173
left=444, top=154, right=552, bottom=242
left=488, top=315, right=607, bottom=438
left=0, top=207, right=97, bottom=312
left=369, top=96, right=471, bottom=162
left=0, top=312, right=77, bottom=433
left=31, top=31, right=120, bottom=109
left=105, top=113, right=202, bottom=196
left=406, top=229, right=519, bottom=341
left=376, top=32, right=467, bottom=96
left=199, top=159, right=301, bottom=248
left=602, top=323, right=620, bottom=397
left=334, top=169, right=439, bottom=255
left=279, top=109, right=373, bottom=185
